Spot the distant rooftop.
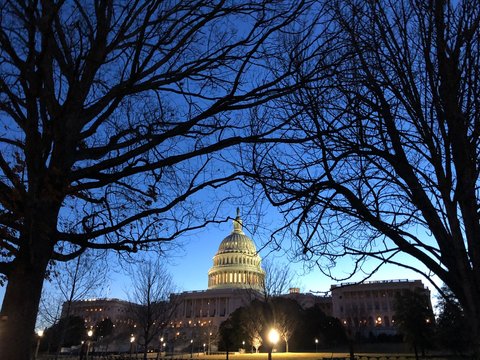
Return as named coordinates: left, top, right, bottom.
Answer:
left=331, top=279, right=423, bottom=289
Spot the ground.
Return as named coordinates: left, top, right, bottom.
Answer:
left=38, top=352, right=453, bottom=360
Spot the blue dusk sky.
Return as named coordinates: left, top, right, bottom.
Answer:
left=0, top=208, right=441, bottom=307
left=103, top=211, right=441, bottom=300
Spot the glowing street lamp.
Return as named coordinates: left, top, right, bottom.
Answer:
left=86, top=329, right=93, bottom=359
left=315, top=338, right=318, bottom=353
left=156, top=337, right=165, bottom=360
left=34, top=329, right=44, bottom=360
left=203, top=343, right=206, bottom=354
left=208, top=332, right=212, bottom=355
left=267, top=328, right=280, bottom=360
left=130, top=335, right=135, bottom=358
left=190, top=339, right=194, bottom=358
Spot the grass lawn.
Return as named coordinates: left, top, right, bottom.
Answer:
left=192, top=353, right=350, bottom=360
left=39, top=351, right=452, bottom=360
left=180, top=352, right=348, bottom=360
left=158, top=352, right=450, bottom=360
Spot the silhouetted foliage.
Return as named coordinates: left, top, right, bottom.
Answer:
left=44, top=316, right=84, bottom=352
left=218, top=299, right=346, bottom=352
left=294, top=304, right=347, bottom=350
left=394, top=290, right=434, bottom=359
left=270, top=297, right=302, bottom=352
left=94, top=318, right=114, bottom=340
left=435, top=285, right=472, bottom=356
left=218, top=316, right=240, bottom=355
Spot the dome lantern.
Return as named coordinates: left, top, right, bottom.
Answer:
left=233, top=207, right=243, bottom=233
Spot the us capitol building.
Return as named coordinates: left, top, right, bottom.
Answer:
left=65, top=209, right=431, bottom=350
left=168, top=209, right=266, bottom=343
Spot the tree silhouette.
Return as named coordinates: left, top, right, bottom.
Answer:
left=0, top=1, right=315, bottom=359
left=394, top=289, right=434, bottom=359
left=261, top=259, right=297, bottom=301
left=435, top=285, right=472, bottom=356
left=43, top=316, right=85, bottom=352
left=127, top=260, right=177, bottom=360
left=37, top=250, right=108, bottom=359
left=249, top=0, right=480, bottom=355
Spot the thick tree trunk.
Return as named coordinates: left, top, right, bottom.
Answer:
left=454, top=276, right=480, bottom=359
left=413, top=343, right=418, bottom=360
left=0, top=198, right=58, bottom=360
left=0, top=250, right=51, bottom=360
left=464, top=305, right=480, bottom=359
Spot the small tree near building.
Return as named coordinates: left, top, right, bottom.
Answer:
left=37, top=251, right=108, bottom=358
left=127, top=260, right=177, bottom=360
left=435, top=285, right=472, bottom=356
left=43, top=316, right=85, bottom=353
left=251, top=332, right=263, bottom=353
left=395, top=289, right=435, bottom=360
left=270, top=297, right=301, bottom=352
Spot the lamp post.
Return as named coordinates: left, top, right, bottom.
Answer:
left=34, top=329, right=44, bottom=360
left=130, top=335, right=135, bottom=359
left=267, top=328, right=279, bottom=360
left=156, top=337, right=164, bottom=360
left=172, top=331, right=179, bottom=356
left=86, top=329, right=93, bottom=360
left=203, top=343, right=206, bottom=355
left=190, top=339, right=194, bottom=358
left=315, top=338, right=318, bottom=353
left=208, top=332, right=212, bottom=355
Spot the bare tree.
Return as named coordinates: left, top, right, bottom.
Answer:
left=249, top=0, right=480, bottom=356
left=270, top=298, right=300, bottom=353
left=238, top=300, right=266, bottom=353
left=251, top=332, right=262, bottom=353
left=0, top=1, right=316, bottom=359
left=245, top=260, right=298, bottom=352
left=127, top=260, right=176, bottom=360
left=261, top=259, right=297, bottom=300
left=38, top=250, right=108, bottom=358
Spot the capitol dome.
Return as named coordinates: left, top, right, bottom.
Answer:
left=208, top=209, right=265, bottom=290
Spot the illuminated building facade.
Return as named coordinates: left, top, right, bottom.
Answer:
left=331, top=279, right=432, bottom=336
left=62, top=298, right=139, bottom=328
left=167, top=210, right=264, bottom=350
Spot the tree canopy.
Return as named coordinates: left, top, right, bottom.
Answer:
left=394, top=289, right=435, bottom=359
left=0, top=1, right=315, bottom=359
left=218, top=298, right=345, bottom=352
left=248, top=0, right=480, bottom=355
